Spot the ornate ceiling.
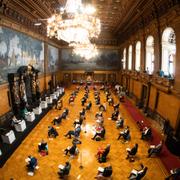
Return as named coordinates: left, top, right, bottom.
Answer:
left=0, top=0, right=179, bottom=45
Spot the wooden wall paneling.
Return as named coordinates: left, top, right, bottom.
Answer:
left=38, top=76, right=45, bottom=92
left=174, top=22, right=180, bottom=91
left=148, top=85, right=157, bottom=110
left=0, top=85, right=11, bottom=116
left=133, top=80, right=142, bottom=99
left=156, top=91, right=180, bottom=128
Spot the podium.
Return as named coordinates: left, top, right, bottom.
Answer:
left=14, top=120, right=26, bottom=132
left=40, top=101, right=48, bottom=109
left=33, top=106, right=42, bottom=115
left=1, top=130, right=16, bottom=144
left=25, top=112, right=35, bottom=122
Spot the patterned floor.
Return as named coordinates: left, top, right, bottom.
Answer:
left=0, top=86, right=168, bottom=180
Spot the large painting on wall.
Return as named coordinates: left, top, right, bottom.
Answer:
left=60, top=48, right=120, bottom=70
left=0, top=26, right=44, bottom=84
left=48, top=45, right=59, bottom=72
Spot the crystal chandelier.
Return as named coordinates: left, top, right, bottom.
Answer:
left=47, top=0, right=101, bottom=47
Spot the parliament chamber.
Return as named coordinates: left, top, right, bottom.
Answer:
left=0, top=0, right=180, bottom=179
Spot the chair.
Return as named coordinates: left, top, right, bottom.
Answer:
left=98, top=145, right=110, bottom=163
left=148, top=141, right=163, bottom=157
left=141, top=127, right=152, bottom=140
left=129, top=165, right=148, bottom=180
left=126, top=144, right=138, bottom=162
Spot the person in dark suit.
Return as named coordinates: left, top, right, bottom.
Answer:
left=58, top=161, right=71, bottom=179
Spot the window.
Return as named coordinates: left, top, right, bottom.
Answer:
left=128, top=45, right=132, bottom=70
left=162, top=27, right=176, bottom=76
left=122, top=48, right=126, bottom=69
left=135, top=41, right=141, bottom=71
left=146, top=36, right=154, bottom=74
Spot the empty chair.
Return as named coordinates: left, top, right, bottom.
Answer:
left=128, top=164, right=148, bottom=180
left=58, top=162, right=71, bottom=179
left=148, top=141, right=163, bottom=158
left=126, top=144, right=138, bottom=162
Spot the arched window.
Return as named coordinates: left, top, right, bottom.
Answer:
left=146, top=36, right=154, bottom=74
left=135, top=41, right=141, bottom=71
left=122, top=48, right=126, bottom=69
left=162, top=27, right=176, bottom=77
left=128, top=45, right=132, bottom=70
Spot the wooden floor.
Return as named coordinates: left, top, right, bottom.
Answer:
left=0, top=86, right=168, bottom=180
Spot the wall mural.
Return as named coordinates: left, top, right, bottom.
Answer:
left=48, top=45, right=59, bottom=72
left=60, top=48, right=120, bottom=70
left=0, top=26, right=44, bottom=84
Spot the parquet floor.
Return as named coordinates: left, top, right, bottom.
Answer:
left=0, top=86, right=168, bottom=180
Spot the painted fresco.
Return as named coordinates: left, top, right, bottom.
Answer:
left=48, top=45, right=59, bottom=72
left=0, top=27, right=44, bottom=84
left=61, top=48, right=120, bottom=70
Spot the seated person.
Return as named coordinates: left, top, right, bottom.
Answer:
left=81, top=97, right=87, bottom=106
left=128, top=164, right=148, bottom=180
left=141, top=127, right=152, bottom=140
left=69, top=96, right=75, bottom=104
left=97, top=144, right=111, bottom=163
left=148, top=141, right=163, bottom=158
left=92, top=125, right=105, bottom=140
left=64, top=143, right=78, bottom=156
left=113, top=103, right=119, bottom=111
left=48, top=126, right=59, bottom=138
left=25, top=155, right=38, bottom=176
left=52, top=115, right=62, bottom=125
left=126, top=144, right=138, bottom=161
left=111, top=109, right=119, bottom=121
left=64, top=125, right=81, bottom=139
left=79, top=108, right=86, bottom=117
left=117, top=126, right=130, bottom=141
left=108, top=97, right=114, bottom=106
left=56, top=99, right=63, bottom=110
left=73, top=118, right=82, bottom=127
left=86, top=101, right=92, bottom=110
left=165, top=168, right=180, bottom=180
left=116, top=116, right=124, bottom=129
left=95, top=111, right=103, bottom=119
left=99, top=103, right=106, bottom=112
left=58, top=161, right=71, bottom=179
left=61, top=108, right=69, bottom=119
left=95, top=165, right=113, bottom=179
left=95, top=97, right=101, bottom=105
left=38, top=139, right=48, bottom=156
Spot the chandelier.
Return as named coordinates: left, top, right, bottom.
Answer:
left=47, top=0, right=101, bottom=58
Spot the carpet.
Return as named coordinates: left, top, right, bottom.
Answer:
left=123, top=98, right=180, bottom=172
